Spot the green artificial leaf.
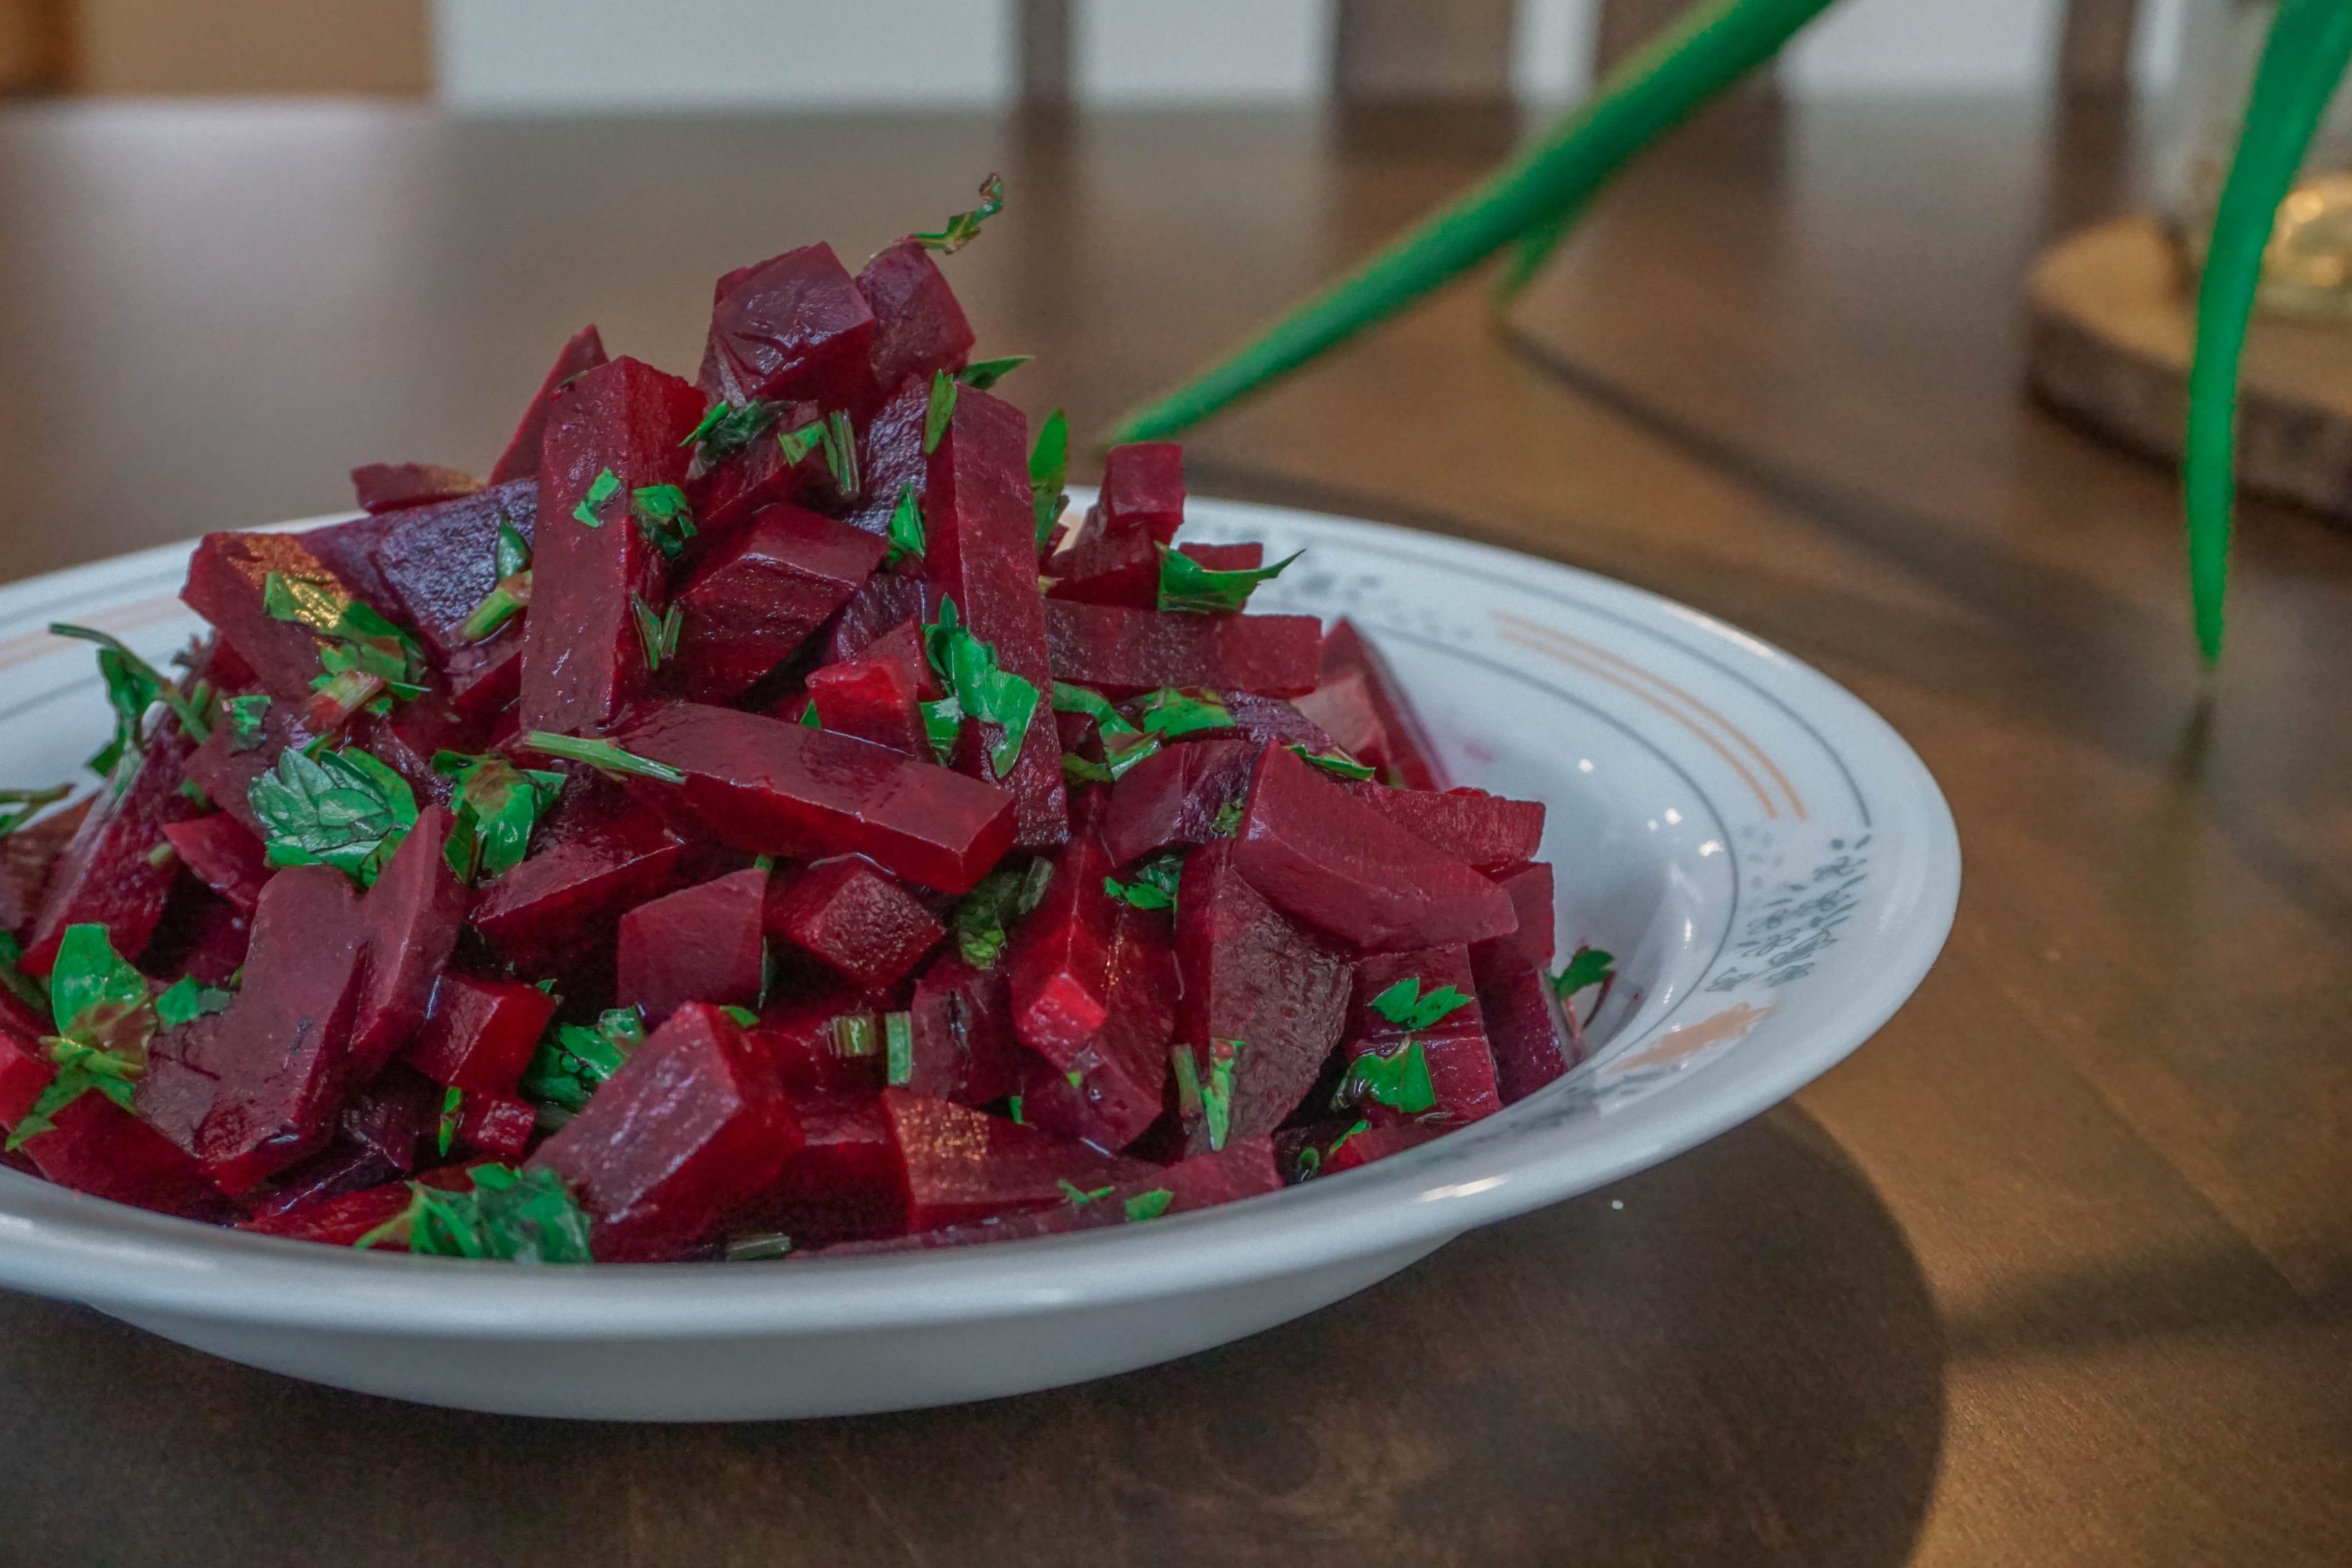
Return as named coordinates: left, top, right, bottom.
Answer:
left=356, top=1164, right=594, bottom=1263
left=435, top=751, right=564, bottom=883
left=437, top=1085, right=463, bottom=1158
left=923, top=597, right=1041, bottom=779
left=1551, top=946, right=1616, bottom=1001
left=0, top=784, right=71, bottom=838
left=1368, top=976, right=1476, bottom=1032
left=885, top=484, right=926, bottom=566
left=630, top=593, right=684, bottom=671
left=1050, top=682, right=1137, bottom=736
left=50, top=625, right=211, bottom=747
left=1057, top=1179, right=1113, bottom=1207
left=521, top=731, right=685, bottom=786
left=1104, top=849, right=1184, bottom=912
left=224, top=693, right=271, bottom=752
left=630, top=484, right=697, bottom=559
left=153, top=975, right=232, bottom=1030
left=247, top=745, right=419, bottom=886
left=1157, top=545, right=1301, bottom=614
left=952, top=858, right=1054, bottom=969
left=1172, top=1038, right=1241, bottom=1151
left=1288, top=744, right=1377, bottom=782
left=574, top=467, right=621, bottom=527
left=883, top=1010, right=914, bottom=1087
left=1123, top=1188, right=1175, bottom=1222
left=682, top=398, right=783, bottom=462
left=957, top=355, right=1030, bottom=391
left=910, top=171, right=1004, bottom=254
left=723, top=1231, right=794, bottom=1262
left=1135, top=687, right=1234, bottom=739
left=1335, top=1040, right=1437, bottom=1117
left=1029, top=409, right=1070, bottom=548
left=923, top=368, right=960, bottom=455
left=519, top=1007, right=646, bottom=1118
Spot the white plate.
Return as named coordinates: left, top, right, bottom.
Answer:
left=0, top=496, right=1959, bottom=1420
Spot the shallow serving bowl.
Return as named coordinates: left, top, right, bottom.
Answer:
left=0, top=496, right=1958, bottom=1420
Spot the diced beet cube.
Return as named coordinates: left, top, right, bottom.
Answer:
left=1043, top=602, right=1322, bottom=698
left=821, top=566, right=927, bottom=662
left=187, top=864, right=370, bottom=1193
left=339, top=1066, right=440, bottom=1175
left=744, top=994, right=887, bottom=1097
left=22, top=725, right=201, bottom=976
left=617, top=868, right=768, bottom=1024
left=1045, top=528, right=1159, bottom=610
left=1293, top=619, right=1446, bottom=790
left=160, top=814, right=269, bottom=914
left=1471, top=939, right=1580, bottom=1102
left=405, top=973, right=557, bottom=1093
left=1233, top=742, right=1517, bottom=953
left=1340, top=945, right=1502, bottom=1127
left=351, top=462, right=482, bottom=514
left=765, top=855, right=944, bottom=992
left=348, top=804, right=470, bottom=1077
left=251, top=1140, right=407, bottom=1220
left=180, top=532, right=358, bottom=703
left=488, top=323, right=607, bottom=486
left=1172, top=842, right=1350, bottom=1156
left=0, top=1023, right=228, bottom=1219
left=1488, top=861, right=1556, bottom=970
left=807, top=620, right=934, bottom=754
left=1097, top=443, right=1185, bottom=545
left=1217, top=691, right=1333, bottom=752
left=370, top=480, right=538, bottom=661
left=905, top=952, right=1024, bottom=1105
left=1341, top=783, right=1545, bottom=873
left=239, top=1180, right=416, bottom=1247
left=1100, top=737, right=1256, bottom=867
left=184, top=693, right=317, bottom=842
left=470, top=784, right=687, bottom=968
left=857, top=238, right=975, bottom=394
left=922, top=385, right=1069, bottom=848
left=295, top=512, right=407, bottom=618
left=698, top=242, right=876, bottom=410
left=747, top=1090, right=904, bottom=1243
left=0, top=798, right=88, bottom=938
left=880, top=1089, right=1152, bottom=1232
left=532, top=1003, right=802, bottom=1261
left=133, top=1015, right=220, bottom=1159
left=685, top=399, right=824, bottom=538
left=838, top=375, right=929, bottom=538
left=1318, top=1120, right=1442, bottom=1175
left=1015, top=902, right=1176, bottom=1153
left=672, top=504, right=887, bottom=703
left=1004, top=835, right=1118, bottom=1062
left=1180, top=542, right=1263, bottom=572
left=456, top=1091, right=536, bottom=1159
left=610, top=703, right=1016, bottom=894
left=519, top=355, right=704, bottom=736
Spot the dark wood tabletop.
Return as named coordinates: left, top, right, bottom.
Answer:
left=1, top=92, right=2346, bottom=1567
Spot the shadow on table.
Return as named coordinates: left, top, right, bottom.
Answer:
left=0, top=1109, right=1943, bottom=1568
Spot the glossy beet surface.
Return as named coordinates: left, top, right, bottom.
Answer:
left=1043, top=601, right=1322, bottom=698
left=618, top=868, right=768, bottom=1024
left=698, top=242, right=875, bottom=410
left=763, top=856, right=943, bottom=991
left=488, top=324, right=607, bottom=486
left=370, top=481, right=538, bottom=661
left=673, top=504, right=885, bottom=703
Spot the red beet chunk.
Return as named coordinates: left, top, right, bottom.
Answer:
left=1016, top=903, right=1177, bottom=1153
left=698, top=242, right=876, bottom=410
left=1341, top=783, right=1545, bottom=874
left=295, top=512, right=407, bottom=619
left=672, top=504, right=887, bottom=703
left=1046, top=528, right=1158, bottom=610
left=0, top=798, right=89, bottom=937
left=1172, top=842, right=1350, bottom=1155
left=1293, top=619, right=1446, bottom=791
left=1216, top=692, right=1333, bottom=752
left=1043, top=602, right=1322, bottom=699
left=352, top=462, right=482, bottom=514
left=488, top=323, right=607, bottom=486
left=1233, top=742, right=1517, bottom=953
left=1471, top=939, right=1580, bottom=1102
left=857, top=238, right=974, bottom=393
left=881, top=1089, right=1152, bottom=1232
left=22, top=725, right=200, bottom=975
left=239, top=1180, right=415, bottom=1246
left=133, top=1015, right=221, bottom=1159
left=180, top=532, right=359, bottom=703
left=807, top=620, right=934, bottom=754
left=610, top=703, right=1016, bottom=894
left=445, top=637, right=522, bottom=722
left=618, top=868, right=768, bottom=1023
left=338, top=1066, right=440, bottom=1175
left=0, top=1023, right=227, bottom=1219
left=1100, top=738, right=1256, bottom=867
left=1488, top=861, right=1556, bottom=970
left=1097, top=442, right=1186, bottom=545
left=370, top=480, right=538, bottom=661
left=1005, top=835, right=1118, bottom=1062
left=456, top=1091, right=536, bottom=1159
left=532, top=1003, right=802, bottom=1261
left=405, top=973, right=557, bottom=1093
left=749, top=1090, right=904, bottom=1243
left=519, top=355, right=703, bottom=736
left=744, top=993, right=886, bottom=1097
left=839, top=376, right=929, bottom=538
left=765, top=855, right=944, bottom=992
left=251, top=1139, right=408, bottom=1220
left=1342, top=945, right=1502, bottom=1126
left=1318, top=1120, right=1442, bottom=1175
left=189, top=864, right=371, bottom=1193
left=686, top=399, right=823, bottom=538
left=1181, top=543, right=1264, bottom=572
left=822, top=566, right=927, bottom=662
left=470, top=784, right=687, bottom=968
left=906, top=952, right=1024, bottom=1105
left=348, top=805, right=470, bottom=1077
left=161, top=814, right=270, bottom=914
left=924, top=385, right=1069, bottom=848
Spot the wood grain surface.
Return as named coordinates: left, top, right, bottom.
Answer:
left=0, top=93, right=2346, bottom=1567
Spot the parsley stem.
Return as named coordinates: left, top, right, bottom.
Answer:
left=521, top=731, right=685, bottom=786
left=48, top=623, right=213, bottom=743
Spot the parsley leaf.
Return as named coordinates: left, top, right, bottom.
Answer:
left=519, top=1007, right=644, bottom=1120
left=574, top=468, right=620, bottom=527
left=923, top=369, right=959, bottom=455
left=1123, top=1188, right=1175, bottom=1222
left=923, top=597, right=1041, bottom=779
left=910, top=171, right=1004, bottom=254
left=7, top=925, right=159, bottom=1150
left=0, top=785, right=71, bottom=838
left=1368, top=976, right=1476, bottom=1031
left=957, top=355, right=1030, bottom=391
left=776, top=410, right=860, bottom=495
left=1050, top=682, right=1136, bottom=735
left=1030, top=409, right=1069, bottom=549
left=434, top=751, right=564, bottom=883
left=50, top=623, right=211, bottom=753
left=437, top=1085, right=463, bottom=1158
left=459, top=522, right=535, bottom=643
left=630, top=593, right=684, bottom=671
left=153, top=975, right=232, bottom=1030
left=885, top=484, right=925, bottom=566
left=1157, top=546, right=1301, bottom=615
left=1209, top=798, right=1245, bottom=837
left=630, top=484, right=696, bottom=559
left=1552, top=946, right=1614, bottom=999
left=262, top=579, right=428, bottom=729
left=1056, top=1179, right=1113, bottom=1206
left=720, top=1004, right=760, bottom=1028
left=1335, top=1040, right=1437, bottom=1117
left=1136, top=687, right=1233, bottom=739
left=521, top=731, right=685, bottom=786
left=493, top=518, right=531, bottom=580
left=355, top=1164, right=594, bottom=1263
left=86, top=644, right=161, bottom=781
left=223, top=694, right=271, bottom=752
left=1172, top=1038, right=1241, bottom=1151
left=883, top=1010, right=914, bottom=1087
left=1105, top=849, right=1184, bottom=912
left=682, top=398, right=783, bottom=461
left=952, top=858, right=1055, bottom=968
left=1288, top=744, right=1377, bottom=781
left=0, top=933, right=46, bottom=1017
left=247, top=745, right=419, bottom=887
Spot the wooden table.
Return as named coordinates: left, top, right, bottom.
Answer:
left=1, top=94, right=2346, bottom=1567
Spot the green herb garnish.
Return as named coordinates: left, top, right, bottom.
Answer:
left=1104, top=849, right=1184, bottom=912
left=1369, top=976, right=1476, bottom=1031
left=721, top=1004, right=760, bottom=1028
left=264, top=582, right=428, bottom=727
left=952, top=858, right=1055, bottom=968
left=437, top=1085, right=464, bottom=1158
left=1050, top=682, right=1136, bottom=736
left=6, top=925, right=156, bottom=1150
left=923, top=369, right=960, bottom=455
left=1335, top=1040, right=1437, bottom=1117
left=910, top=172, right=1004, bottom=254
left=246, top=744, right=419, bottom=887
left=434, top=751, right=564, bottom=883
left=1551, top=946, right=1615, bottom=1002
left=1157, top=545, right=1300, bottom=614
left=224, top=693, right=270, bottom=752
left=723, top=1231, right=793, bottom=1262
left=1029, top=409, right=1069, bottom=548
left=923, top=597, right=1041, bottom=779
left=630, top=593, right=684, bottom=672
left=50, top=623, right=212, bottom=754
left=1288, top=744, right=1376, bottom=781
left=354, top=1164, right=593, bottom=1263
left=522, top=731, right=685, bottom=786
left=0, top=785, right=71, bottom=838
left=828, top=1013, right=880, bottom=1058
left=682, top=398, right=783, bottom=461
left=0, top=932, right=48, bottom=1017
left=883, top=1010, right=914, bottom=1087
left=1172, top=1038, right=1240, bottom=1151
left=1057, top=1179, right=1113, bottom=1207
left=885, top=484, right=925, bottom=566
left=957, top=355, right=1030, bottom=391
left=459, top=521, right=534, bottom=643
left=574, top=467, right=621, bottom=527
left=1005, top=1094, right=1024, bottom=1124
left=1136, top=687, right=1233, bottom=739
left=153, top=975, right=231, bottom=1030
left=520, top=1007, right=645, bottom=1119
left=1209, top=798, right=1245, bottom=837
left=630, top=484, right=696, bottom=559
left=776, top=411, right=859, bottom=494
left=1123, top=1188, right=1175, bottom=1222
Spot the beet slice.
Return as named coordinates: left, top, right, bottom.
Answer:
left=160, top=813, right=270, bottom=914
left=405, top=973, right=557, bottom=1094
left=1015, top=902, right=1177, bottom=1153
left=338, top=1066, right=440, bottom=1175
left=807, top=620, right=934, bottom=754
left=351, top=463, right=482, bottom=514
left=1470, top=938, right=1580, bottom=1102
left=348, top=804, right=470, bottom=1078
left=0, top=798, right=89, bottom=940
left=1097, top=442, right=1186, bottom=545
left=839, top=375, right=929, bottom=538
left=1341, top=783, right=1546, bottom=874
left=518, top=355, right=704, bottom=736
left=609, top=702, right=1016, bottom=894
left=821, top=566, right=927, bottom=662
left=686, top=406, right=821, bottom=540
left=856, top=238, right=975, bottom=394
left=179, top=531, right=361, bottom=703
left=746, top=1090, right=904, bottom=1243
left=1232, top=742, right=1517, bottom=953
left=1487, top=860, right=1555, bottom=970
left=455, top=1091, right=536, bottom=1159
left=133, top=1015, right=221, bottom=1161
left=905, top=951, right=1025, bottom=1105
left=698, top=242, right=876, bottom=411
left=672, top=504, right=887, bottom=703
left=1340, top=945, right=1502, bottom=1127
left=488, top=324, right=607, bottom=486
left=240, top=1179, right=416, bottom=1246
left=879, top=1088, right=1152, bottom=1232
left=1043, top=602, right=1322, bottom=699
left=1215, top=691, right=1332, bottom=752
left=0, top=1024, right=226, bottom=1219
left=1045, top=529, right=1158, bottom=610
left=1293, top=618, right=1446, bottom=790
left=1004, top=835, right=1118, bottom=1063
left=1100, top=737, right=1256, bottom=867
left=617, top=868, right=768, bottom=1024
left=469, top=783, right=687, bottom=968
left=295, top=512, right=408, bottom=620
left=531, top=1002, right=802, bottom=1261
left=22, top=724, right=201, bottom=976
left=370, top=480, right=538, bottom=662
left=765, top=855, right=944, bottom=992
left=1171, top=841, right=1350, bottom=1156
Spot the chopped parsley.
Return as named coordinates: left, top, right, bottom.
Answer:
left=573, top=468, right=621, bottom=527
left=1049, top=682, right=1135, bottom=736
left=827, top=1013, right=880, bottom=1058
left=924, top=597, right=1041, bottom=779
left=522, top=731, right=685, bottom=786
left=0, top=785, right=71, bottom=838
left=354, top=1164, right=593, bottom=1263
left=1551, top=946, right=1616, bottom=1002
left=885, top=484, right=925, bottom=566
left=246, top=744, right=419, bottom=887
left=1335, top=1040, right=1437, bottom=1117
left=957, top=355, right=1030, bottom=391
left=0, top=933, right=48, bottom=1017
left=682, top=398, right=783, bottom=462
left=1288, top=744, right=1377, bottom=781
left=6, top=925, right=157, bottom=1151
left=1368, top=976, right=1475, bottom=1031
left=458, top=521, right=533, bottom=643
left=1005, top=1094, right=1024, bottom=1124
left=630, top=593, right=684, bottom=671
left=1209, top=798, right=1245, bottom=837
left=434, top=751, right=564, bottom=883
left=223, top=693, right=271, bottom=752
left=952, top=858, right=1055, bottom=968
left=437, top=1086, right=464, bottom=1157
left=883, top=1010, right=915, bottom=1087
left=1172, top=1038, right=1240, bottom=1151
left=519, top=1007, right=645, bottom=1120
left=723, top=1231, right=793, bottom=1262
left=1029, top=409, right=1070, bottom=549
left=923, top=368, right=959, bottom=455
left=1122, top=1188, right=1175, bottom=1222
left=1104, top=849, right=1184, bottom=912
left=1136, top=687, right=1233, bottom=739
left=262, top=580, right=427, bottom=729
left=909, top=171, right=1004, bottom=254
left=1057, top=1178, right=1113, bottom=1206
left=153, top=975, right=231, bottom=1029
left=50, top=623, right=211, bottom=772
left=1157, top=545, right=1301, bottom=614
left=777, top=411, right=859, bottom=495
left=630, top=484, right=697, bottom=559
left=720, top=1004, right=760, bottom=1028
